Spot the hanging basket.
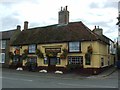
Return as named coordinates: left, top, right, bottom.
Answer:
left=60, top=48, right=68, bottom=59
left=36, top=49, right=44, bottom=58
left=60, top=54, right=66, bottom=59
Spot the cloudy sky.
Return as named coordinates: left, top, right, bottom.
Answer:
left=0, top=0, right=119, bottom=40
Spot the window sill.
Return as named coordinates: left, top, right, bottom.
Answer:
left=0, top=62, right=5, bottom=64
left=28, top=53, right=36, bottom=54
left=1, top=48, right=5, bottom=49
left=68, top=51, right=82, bottom=53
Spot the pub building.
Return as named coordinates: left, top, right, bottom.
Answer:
left=10, top=6, right=115, bottom=74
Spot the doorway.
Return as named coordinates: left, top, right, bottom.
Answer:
left=48, top=57, right=57, bottom=71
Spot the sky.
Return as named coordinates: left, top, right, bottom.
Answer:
left=0, top=0, right=119, bottom=41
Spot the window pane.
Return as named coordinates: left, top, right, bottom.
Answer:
left=1, top=40, right=6, bottom=49
left=68, top=56, right=83, bottom=64
left=57, top=58, right=60, bottom=65
left=101, top=57, right=104, bottom=66
left=29, top=45, right=36, bottom=53
left=44, top=57, right=48, bottom=64
left=85, top=53, right=91, bottom=65
left=69, top=42, right=80, bottom=52
left=0, top=53, right=5, bottom=63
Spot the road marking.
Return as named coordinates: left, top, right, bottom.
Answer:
left=0, top=76, right=33, bottom=82
left=58, top=83, right=117, bottom=88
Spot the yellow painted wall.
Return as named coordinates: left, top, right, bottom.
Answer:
left=20, top=46, right=28, bottom=55
left=10, top=41, right=115, bottom=69
left=81, top=41, right=114, bottom=68
left=37, top=43, right=68, bottom=67
left=82, top=41, right=100, bottom=68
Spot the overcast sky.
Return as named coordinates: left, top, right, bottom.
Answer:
left=0, top=0, right=119, bottom=40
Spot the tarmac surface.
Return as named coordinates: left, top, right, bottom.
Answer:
left=1, top=66, right=119, bottom=89
left=1, top=66, right=118, bottom=79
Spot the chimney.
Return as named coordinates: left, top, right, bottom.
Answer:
left=58, top=6, right=69, bottom=25
left=24, top=21, right=28, bottom=30
left=17, top=25, right=21, bottom=30
left=65, top=6, right=68, bottom=11
left=94, top=26, right=96, bottom=29
left=93, top=26, right=103, bottom=36
left=61, top=7, right=63, bottom=11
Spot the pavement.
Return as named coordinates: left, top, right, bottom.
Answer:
left=2, top=66, right=118, bottom=80
left=87, top=66, right=117, bottom=79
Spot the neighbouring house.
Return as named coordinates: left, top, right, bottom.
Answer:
left=0, top=26, right=21, bottom=68
left=10, top=6, right=115, bottom=74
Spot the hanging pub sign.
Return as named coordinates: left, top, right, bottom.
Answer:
left=45, top=48, right=61, bottom=53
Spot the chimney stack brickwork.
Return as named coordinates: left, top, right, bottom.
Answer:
left=24, top=21, right=28, bottom=30
left=58, top=6, right=69, bottom=25
left=93, top=26, right=103, bottom=36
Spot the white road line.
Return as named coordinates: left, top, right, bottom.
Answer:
left=0, top=77, right=33, bottom=82
left=58, top=83, right=117, bottom=88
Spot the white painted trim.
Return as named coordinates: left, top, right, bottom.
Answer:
left=1, top=40, right=6, bottom=49
left=0, top=53, right=5, bottom=63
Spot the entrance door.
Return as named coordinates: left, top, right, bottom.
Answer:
left=48, top=57, right=57, bottom=71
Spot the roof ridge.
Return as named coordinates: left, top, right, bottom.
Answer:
left=80, top=22, right=99, bottom=40
left=0, top=29, right=16, bottom=33
left=24, top=21, right=83, bottom=30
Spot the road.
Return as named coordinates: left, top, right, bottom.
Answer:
left=1, top=68, right=119, bottom=88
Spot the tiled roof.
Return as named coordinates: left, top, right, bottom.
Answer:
left=11, top=21, right=109, bottom=46
left=0, top=30, right=16, bottom=40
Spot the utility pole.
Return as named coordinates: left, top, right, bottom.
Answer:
left=116, top=1, right=120, bottom=67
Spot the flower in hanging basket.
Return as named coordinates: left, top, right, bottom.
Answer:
left=22, top=49, right=28, bottom=60
left=87, top=45, right=93, bottom=54
left=24, top=49, right=28, bottom=54
left=9, top=52, right=14, bottom=60
left=60, top=48, right=68, bottom=59
left=36, top=49, right=44, bottom=58
left=60, top=54, right=65, bottom=59
left=22, top=53, right=28, bottom=60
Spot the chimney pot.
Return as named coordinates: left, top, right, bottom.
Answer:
left=17, top=25, right=21, bottom=30
left=66, top=6, right=68, bottom=11
left=97, top=26, right=99, bottom=29
left=95, top=26, right=96, bottom=29
left=61, top=7, right=62, bottom=11
left=24, top=21, right=28, bottom=30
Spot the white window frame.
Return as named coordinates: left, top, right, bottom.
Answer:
left=1, top=40, right=6, bottom=49
left=68, top=56, right=83, bottom=64
left=69, top=42, right=80, bottom=52
left=28, top=44, right=36, bottom=53
left=56, top=57, right=60, bottom=65
left=0, top=53, right=5, bottom=63
left=44, top=57, right=48, bottom=64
